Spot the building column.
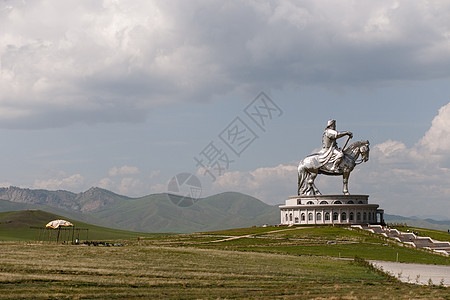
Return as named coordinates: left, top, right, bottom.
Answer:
left=377, top=209, right=385, bottom=225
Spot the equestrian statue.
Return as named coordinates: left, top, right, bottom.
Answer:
left=298, top=120, right=370, bottom=195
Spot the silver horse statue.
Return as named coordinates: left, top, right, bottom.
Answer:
left=298, top=140, right=370, bottom=195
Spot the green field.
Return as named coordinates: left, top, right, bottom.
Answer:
left=0, top=241, right=448, bottom=299
left=149, top=226, right=450, bottom=265
left=0, top=212, right=449, bottom=298
left=0, top=210, right=154, bottom=241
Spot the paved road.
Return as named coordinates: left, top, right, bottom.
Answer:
left=370, top=260, right=450, bottom=286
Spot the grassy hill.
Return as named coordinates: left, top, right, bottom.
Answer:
left=90, top=191, right=280, bottom=233
left=0, top=210, right=153, bottom=241
left=190, top=226, right=450, bottom=265
left=0, top=188, right=280, bottom=233
left=2, top=186, right=448, bottom=233
left=0, top=225, right=448, bottom=298
left=0, top=199, right=129, bottom=230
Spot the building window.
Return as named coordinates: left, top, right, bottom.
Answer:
left=306, top=201, right=314, bottom=205
left=358, top=201, right=363, bottom=204
left=334, top=201, right=342, bottom=204
left=301, top=213, right=305, bottom=221
left=294, top=217, right=299, bottom=223
left=289, top=213, right=293, bottom=222
left=308, top=213, right=313, bottom=221
left=350, top=212, right=354, bottom=221
left=333, top=212, right=339, bottom=221
left=325, top=212, right=330, bottom=221
left=357, top=212, right=361, bottom=221
left=285, top=214, right=288, bottom=222
left=363, top=212, right=367, bottom=221
left=347, top=201, right=354, bottom=204
left=320, top=201, right=328, bottom=204
left=316, top=213, right=322, bottom=221
left=341, top=212, right=347, bottom=221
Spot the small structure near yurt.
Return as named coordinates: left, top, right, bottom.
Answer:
left=33, top=219, right=88, bottom=244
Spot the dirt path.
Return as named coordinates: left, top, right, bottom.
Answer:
left=207, top=227, right=308, bottom=243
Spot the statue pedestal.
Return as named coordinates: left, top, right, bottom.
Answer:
left=280, top=194, right=384, bottom=225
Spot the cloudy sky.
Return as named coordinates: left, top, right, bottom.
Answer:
left=1, top=0, right=450, bottom=219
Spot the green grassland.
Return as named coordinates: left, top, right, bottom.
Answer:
left=0, top=210, right=153, bottom=241
left=0, top=212, right=449, bottom=298
left=152, top=226, right=450, bottom=265
left=0, top=241, right=448, bottom=299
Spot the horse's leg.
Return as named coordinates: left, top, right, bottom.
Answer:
left=343, top=172, right=350, bottom=195
left=298, top=172, right=302, bottom=195
left=306, top=175, right=314, bottom=195
left=298, top=165, right=307, bottom=195
left=309, top=172, right=321, bottom=195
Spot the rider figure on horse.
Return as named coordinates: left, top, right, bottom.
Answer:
left=318, top=120, right=353, bottom=173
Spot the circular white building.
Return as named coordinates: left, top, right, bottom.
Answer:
left=280, top=195, right=384, bottom=225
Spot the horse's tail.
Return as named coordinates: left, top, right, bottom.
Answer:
left=297, top=162, right=308, bottom=195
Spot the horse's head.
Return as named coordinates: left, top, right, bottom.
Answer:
left=344, top=140, right=370, bottom=163
left=359, top=140, right=370, bottom=162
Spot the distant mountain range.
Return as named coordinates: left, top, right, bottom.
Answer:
left=0, top=186, right=448, bottom=233
left=0, top=187, right=280, bottom=233
left=384, top=213, right=450, bottom=232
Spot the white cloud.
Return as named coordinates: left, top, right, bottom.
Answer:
left=374, top=140, right=407, bottom=157
left=149, top=183, right=166, bottom=194
left=108, top=165, right=140, bottom=177
left=33, top=173, right=84, bottom=191
left=0, top=181, right=12, bottom=188
left=97, top=177, right=114, bottom=191
left=149, top=170, right=161, bottom=180
left=416, top=103, right=450, bottom=159
left=96, top=166, right=164, bottom=197
left=1, top=1, right=450, bottom=128
left=118, top=177, right=142, bottom=196
left=96, top=175, right=142, bottom=197
left=209, top=164, right=297, bottom=204
left=102, top=165, right=142, bottom=195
